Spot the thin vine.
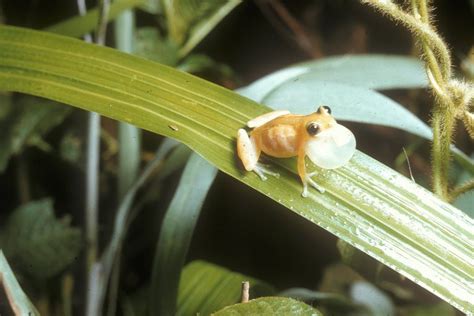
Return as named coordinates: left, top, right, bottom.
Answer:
left=360, top=0, right=474, bottom=201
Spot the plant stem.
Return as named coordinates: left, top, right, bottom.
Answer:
left=85, top=0, right=109, bottom=315
left=449, top=179, right=474, bottom=202
left=107, top=9, right=139, bottom=316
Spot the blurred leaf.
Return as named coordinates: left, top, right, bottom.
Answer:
left=453, top=191, right=474, bottom=218
left=177, top=260, right=275, bottom=316
left=453, top=170, right=474, bottom=218
left=397, top=302, right=456, bottom=316
left=0, top=95, right=71, bottom=172
left=134, top=27, right=179, bottom=65
left=44, top=0, right=144, bottom=38
left=0, top=91, right=12, bottom=118
left=349, top=281, right=395, bottom=316
left=0, top=27, right=473, bottom=314
left=150, top=153, right=217, bottom=315
left=162, top=0, right=241, bottom=56
left=60, top=132, right=82, bottom=164
left=178, top=54, right=234, bottom=79
left=212, top=297, right=322, bottom=316
left=0, top=251, right=39, bottom=315
left=140, top=0, right=161, bottom=14
left=279, top=288, right=365, bottom=315
left=238, top=55, right=428, bottom=102
left=0, top=198, right=82, bottom=279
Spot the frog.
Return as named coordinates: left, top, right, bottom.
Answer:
left=237, top=106, right=356, bottom=197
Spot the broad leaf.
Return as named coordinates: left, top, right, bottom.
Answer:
left=0, top=251, right=39, bottom=315
left=0, top=198, right=82, bottom=279
left=0, top=95, right=71, bottom=172
left=150, top=153, right=218, bottom=315
left=212, top=297, right=322, bottom=316
left=238, top=55, right=428, bottom=102
left=0, top=26, right=472, bottom=314
left=177, top=260, right=275, bottom=316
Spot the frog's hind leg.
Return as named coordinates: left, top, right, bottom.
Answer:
left=237, top=129, right=279, bottom=180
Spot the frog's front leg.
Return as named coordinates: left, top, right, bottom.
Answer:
left=237, top=129, right=279, bottom=180
left=297, top=149, right=325, bottom=197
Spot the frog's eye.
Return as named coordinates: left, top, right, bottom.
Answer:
left=317, top=105, right=332, bottom=115
left=305, top=124, right=356, bottom=169
left=306, top=123, right=320, bottom=136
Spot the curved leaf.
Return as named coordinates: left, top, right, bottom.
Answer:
left=0, top=26, right=473, bottom=314
left=178, top=260, right=274, bottom=316
left=212, top=297, right=322, bottom=316
left=150, top=153, right=218, bottom=315
left=238, top=54, right=428, bottom=101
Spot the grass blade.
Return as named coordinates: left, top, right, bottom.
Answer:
left=150, top=153, right=218, bottom=315
left=0, top=26, right=472, bottom=314
left=44, top=0, right=144, bottom=38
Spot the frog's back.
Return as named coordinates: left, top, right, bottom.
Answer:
left=252, top=115, right=303, bottom=158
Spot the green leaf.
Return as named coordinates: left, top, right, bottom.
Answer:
left=0, top=251, right=39, bottom=315
left=212, top=297, right=322, bottom=316
left=0, top=26, right=473, bottom=314
left=150, top=153, right=218, bottom=315
left=0, top=95, right=71, bottom=172
left=0, top=198, right=82, bottom=279
left=134, top=27, right=179, bottom=65
left=44, top=0, right=144, bottom=38
left=162, top=0, right=242, bottom=56
left=238, top=55, right=428, bottom=102
left=177, top=260, right=275, bottom=316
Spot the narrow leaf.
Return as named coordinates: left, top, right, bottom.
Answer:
left=212, top=297, right=322, bottom=316
left=0, top=26, right=472, bottom=314
left=0, top=251, right=39, bottom=316
left=150, top=153, right=218, bottom=315
left=177, top=260, right=275, bottom=316
left=178, top=0, right=242, bottom=57
left=44, top=0, right=144, bottom=38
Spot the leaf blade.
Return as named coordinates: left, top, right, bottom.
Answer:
left=150, top=153, right=218, bottom=315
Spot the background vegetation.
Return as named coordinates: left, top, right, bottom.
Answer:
left=0, top=0, right=473, bottom=315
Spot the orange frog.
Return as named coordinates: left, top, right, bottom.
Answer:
left=237, top=106, right=356, bottom=197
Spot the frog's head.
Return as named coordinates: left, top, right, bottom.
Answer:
left=304, top=106, right=356, bottom=169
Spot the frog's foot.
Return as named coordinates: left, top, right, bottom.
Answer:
left=254, top=163, right=280, bottom=181
left=301, top=173, right=325, bottom=197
